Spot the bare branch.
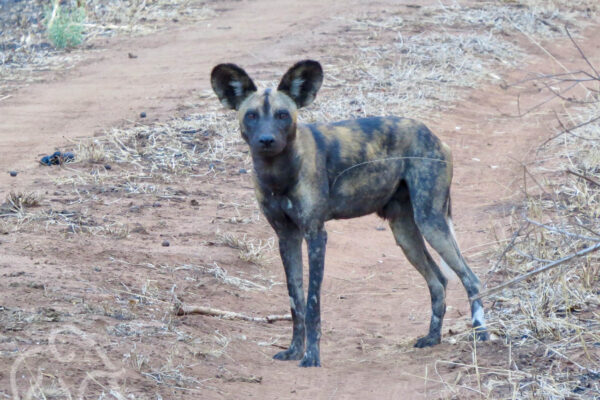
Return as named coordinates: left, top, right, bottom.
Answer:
left=565, top=26, right=600, bottom=79
left=526, top=217, right=600, bottom=242
left=471, top=242, right=600, bottom=302
left=173, top=304, right=291, bottom=323
left=566, top=168, right=600, bottom=188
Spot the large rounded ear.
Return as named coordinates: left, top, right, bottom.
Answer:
left=211, top=63, right=257, bottom=110
left=277, top=60, right=323, bottom=108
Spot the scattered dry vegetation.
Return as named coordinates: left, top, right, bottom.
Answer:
left=0, top=0, right=217, bottom=96
left=298, top=0, right=597, bottom=124
left=433, top=28, right=600, bottom=400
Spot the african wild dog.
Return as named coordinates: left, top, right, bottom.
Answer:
left=211, top=60, right=489, bottom=367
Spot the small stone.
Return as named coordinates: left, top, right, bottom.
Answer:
left=208, top=163, right=215, bottom=170
left=238, top=168, right=247, bottom=174
left=162, top=240, right=170, bottom=247
left=152, top=202, right=162, bottom=208
left=93, top=266, right=102, bottom=272
left=104, top=164, right=112, bottom=170
left=140, top=112, right=147, bottom=118
left=9, top=171, right=17, bottom=177
left=190, top=199, right=199, bottom=206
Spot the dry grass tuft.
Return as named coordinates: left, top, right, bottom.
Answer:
left=75, top=138, right=109, bottom=163
left=3, top=191, right=41, bottom=212
left=215, top=232, right=274, bottom=266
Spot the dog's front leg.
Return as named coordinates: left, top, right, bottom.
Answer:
left=299, top=227, right=327, bottom=367
left=273, top=227, right=306, bottom=361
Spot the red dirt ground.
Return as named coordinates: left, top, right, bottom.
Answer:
left=1, top=1, right=599, bottom=399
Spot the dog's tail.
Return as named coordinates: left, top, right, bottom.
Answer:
left=438, top=195, right=459, bottom=282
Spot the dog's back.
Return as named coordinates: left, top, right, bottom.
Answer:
left=294, top=116, right=452, bottom=220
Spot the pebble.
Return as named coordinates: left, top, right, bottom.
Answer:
left=239, top=168, right=247, bottom=174
left=9, top=170, right=17, bottom=177
left=140, top=111, right=147, bottom=118
left=190, top=199, right=199, bottom=206
left=162, top=240, right=170, bottom=247
left=104, top=164, right=112, bottom=170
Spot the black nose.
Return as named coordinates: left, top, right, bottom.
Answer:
left=259, top=135, right=275, bottom=148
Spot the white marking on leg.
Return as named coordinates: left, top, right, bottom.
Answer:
left=472, top=304, right=486, bottom=328
left=289, top=296, right=296, bottom=311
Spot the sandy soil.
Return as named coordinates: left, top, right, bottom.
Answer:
left=1, top=1, right=599, bottom=399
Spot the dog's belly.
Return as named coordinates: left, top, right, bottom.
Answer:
left=327, top=167, right=400, bottom=220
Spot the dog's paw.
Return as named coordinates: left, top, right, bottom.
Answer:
left=273, top=346, right=304, bottom=361
left=298, top=350, right=321, bottom=367
left=414, top=334, right=441, bottom=348
left=473, top=326, right=489, bottom=342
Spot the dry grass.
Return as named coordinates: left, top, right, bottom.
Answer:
left=435, top=40, right=600, bottom=400
left=65, top=110, right=245, bottom=187
left=174, top=262, right=274, bottom=291
left=291, top=1, right=596, bottom=126
left=427, top=0, right=597, bottom=37
left=0, top=0, right=217, bottom=96
left=214, top=231, right=275, bottom=266
left=2, top=191, right=41, bottom=212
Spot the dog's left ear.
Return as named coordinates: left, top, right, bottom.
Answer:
left=277, top=60, right=323, bottom=108
left=211, top=63, right=257, bottom=110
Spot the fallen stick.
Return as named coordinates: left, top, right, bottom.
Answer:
left=174, top=304, right=291, bottom=323
left=566, top=168, right=600, bottom=188
left=471, top=242, right=600, bottom=302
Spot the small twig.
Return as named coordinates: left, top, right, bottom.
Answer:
left=566, top=168, right=600, bottom=188
left=565, top=26, right=600, bottom=79
left=471, top=242, right=600, bottom=302
left=174, top=304, right=291, bottom=323
left=539, top=114, right=600, bottom=148
left=505, top=70, right=596, bottom=88
left=526, top=217, right=600, bottom=242
left=520, top=162, right=549, bottom=196
left=486, top=223, right=528, bottom=283
left=514, top=247, right=552, bottom=263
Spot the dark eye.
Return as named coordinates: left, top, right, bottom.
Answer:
left=245, top=111, right=258, bottom=121
left=275, top=111, right=290, bottom=120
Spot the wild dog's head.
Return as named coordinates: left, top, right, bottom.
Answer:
left=211, top=60, right=323, bottom=158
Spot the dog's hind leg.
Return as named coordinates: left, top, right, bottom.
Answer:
left=408, top=175, right=489, bottom=341
left=273, top=227, right=306, bottom=361
left=383, top=183, right=448, bottom=347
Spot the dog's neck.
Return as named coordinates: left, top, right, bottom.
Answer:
left=252, top=143, right=301, bottom=196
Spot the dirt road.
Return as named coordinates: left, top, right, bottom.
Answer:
left=1, top=0, right=598, bottom=398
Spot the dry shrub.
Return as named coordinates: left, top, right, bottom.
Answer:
left=215, top=232, right=274, bottom=266
left=442, top=39, right=600, bottom=400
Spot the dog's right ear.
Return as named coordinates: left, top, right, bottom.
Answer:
left=211, top=64, right=257, bottom=110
